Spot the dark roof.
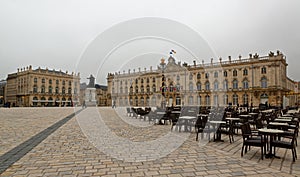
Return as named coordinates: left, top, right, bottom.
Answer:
left=95, top=84, right=107, bottom=90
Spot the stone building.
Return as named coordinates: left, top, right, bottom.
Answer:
left=5, top=66, right=80, bottom=107
left=0, top=80, right=6, bottom=106
left=107, top=51, right=298, bottom=108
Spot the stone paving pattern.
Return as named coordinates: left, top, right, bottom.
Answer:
left=0, top=107, right=299, bottom=176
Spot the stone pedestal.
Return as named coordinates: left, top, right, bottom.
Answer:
left=85, top=88, right=97, bottom=106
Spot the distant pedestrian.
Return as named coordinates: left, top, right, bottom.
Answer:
left=112, top=100, right=116, bottom=108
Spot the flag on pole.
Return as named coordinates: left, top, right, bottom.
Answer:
left=171, top=49, right=176, bottom=54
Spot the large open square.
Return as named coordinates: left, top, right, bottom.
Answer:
left=0, top=107, right=299, bottom=176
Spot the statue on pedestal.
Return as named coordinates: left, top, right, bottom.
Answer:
left=87, top=74, right=95, bottom=88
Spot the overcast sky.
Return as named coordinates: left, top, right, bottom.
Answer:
left=1, top=0, right=300, bottom=84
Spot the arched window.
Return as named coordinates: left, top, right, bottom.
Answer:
left=135, top=86, right=139, bottom=93
left=141, top=78, right=144, bottom=84
left=152, top=77, right=156, bottom=83
left=130, top=86, right=133, bottom=93
left=214, top=71, right=218, bottom=78
left=141, top=85, right=144, bottom=93
left=205, top=73, right=209, bottom=79
left=34, top=77, right=38, bottom=83
left=56, top=80, right=59, bottom=85
left=41, top=97, right=46, bottom=106
left=152, top=84, right=156, bottom=92
left=243, top=69, right=248, bottom=76
left=233, top=69, right=237, bottom=76
left=62, top=80, right=65, bottom=85
left=151, top=96, right=156, bottom=106
left=125, top=86, right=128, bottom=94
left=205, top=95, right=210, bottom=106
left=223, top=80, right=228, bottom=90
left=68, top=87, right=72, bottom=94
left=32, top=96, right=38, bottom=106
left=214, top=81, right=219, bottom=90
left=48, top=86, right=52, bottom=93
left=33, top=85, right=38, bottom=93
left=146, top=85, right=150, bottom=93
left=146, top=78, right=150, bottom=83
left=233, top=79, right=238, bottom=89
left=55, top=86, right=59, bottom=94
left=197, top=82, right=201, bottom=91
left=135, top=79, right=138, bottom=84
left=197, top=73, right=201, bottom=79
left=41, top=85, right=45, bottom=93
left=140, top=97, right=144, bottom=106
left=261, top=77, right=267, bottom=88
left=233, top=94, right=238, bottom=105
left=62, top=87, right=65, bottom=94
left=243, top=80, right=249, bottom=89
left=49, top=79, right=52, bottom=84
left=224, top=71, right=227, bottom=77
left=48, top=97, right=53, bottom=106
left=205, top=81, right=210, bottom=91
left=135, top=96, right=138, bottom=106
left=69, top=81, right=72, bottom=86
left=197, top=96, right=201, bottom=105
left=42, top=78, right=45, bottom=83
left=146, top=96, right=150, bottom=106
left=261, top=66, right=267, bottom=74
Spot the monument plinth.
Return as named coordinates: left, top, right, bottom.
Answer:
left=85, top=74, right=97, bottom=107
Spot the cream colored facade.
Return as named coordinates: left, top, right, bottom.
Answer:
left=6, top=66, right=80, bottom=107
left=107, top=51, right=298, bottom=108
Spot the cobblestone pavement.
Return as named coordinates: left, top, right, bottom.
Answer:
left=0, top=107, right=298, bottom=176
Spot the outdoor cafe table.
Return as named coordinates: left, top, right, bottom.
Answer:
left=208, top=120, right=226, bottom=142
left=258, top=128, right=285, bottom=159
left=178, top=116, right=197, bottom=132
left=156, top=112, right=167, bottom=124
left=274, top=118, right=292, bottom=122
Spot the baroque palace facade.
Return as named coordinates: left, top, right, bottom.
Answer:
left=107, top=51, right=299, bottom=108
left=6, top=65, right=80, bottom=107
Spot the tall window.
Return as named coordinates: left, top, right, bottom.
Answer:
left=69, top=81, right=72, bottom=86
left=62, top=80, right=65, bottom=85
left=224, top=71, right=227, bottom=77
left=146, top=78, right=149, bottom=83
left=261, top=77, right=267, bottom=88
left=214, top=81, right=219, bottom=90
left=42, top=78, right=45, bottom=83
left=197, top=73, right=201, bottom=79
left=33, top=85, right=38, bottom=93
left=189, top=82, right=193, bottom=91
left=34, top=78, right=37, bottom=83
left=243, top=94, right=249, bottom=105
left=223, top=80, right=228, bottom=90
left=177, top=75, right=180, bottom=81
left=135, top=79, right=138, bottom=84
left=223, top=94, right=228, bottom=105
left=176, top=84, right=180, bottom=91
left=135, top=86, right=138, bottom=93
left=233, top=79, right=238, bottom=89
left=205, top=95, right=210, bottom=106
left=205, top=81, right=210, bottom=91
left=243, top=80, right=249, bottom=89
left=56, top=80, right=59, bottom=85
left=205, top=73, right=209, bottom=79
left=152, top=85, right=156, bottom=92
left=62, top=87, right=65, bottom=94
left=68, top=87, right=72, bottom=94
left=243, top=69, right=248, bottom=76
left=49, top=79, right=52, bottom=84
left=233, top=94, right=238, bottom=105
left=146, top=85, right=150, bottom=93
left=261, top=66, right=267, bottom=74
left=152, top=77, right=156, bottom=83
left=48, top=86, right=52, bottom=93
left=214, top=71, right=218, bottom=78
left=233, top=69, right=237, bottom=76
left=213, top=95, right=219, bottom=106
left=197, top=82, right=201, bottom=91
left=55, top=86, right=59, bottom=94
left=41, top=85, right=45, bottom=93
left=141, top=85, right=144, bottom=93
left=197, top=96, right=201, bottom=105
left=141, top=78, right=144, bottom=84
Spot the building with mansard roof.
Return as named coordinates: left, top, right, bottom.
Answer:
left=5, top=65, right=80, bottom=107
left=107, top=50, right=299, bottom=108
